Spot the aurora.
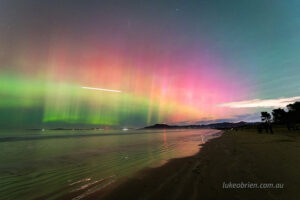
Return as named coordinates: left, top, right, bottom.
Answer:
left=0, top=0, right=300, bottom=129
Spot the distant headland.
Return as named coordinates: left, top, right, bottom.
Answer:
left=142, top=121, right=260, bottom=130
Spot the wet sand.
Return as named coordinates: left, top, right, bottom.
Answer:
left=84, top=128, right=300, bottom=200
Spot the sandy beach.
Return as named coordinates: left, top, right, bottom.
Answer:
left=83, top=127, right=300, bottom=200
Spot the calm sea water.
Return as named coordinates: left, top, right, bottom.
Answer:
left=0, top=129, right=221, bottom=200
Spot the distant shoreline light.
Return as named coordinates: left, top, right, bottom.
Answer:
left=81, top=86, right=121, bottom=93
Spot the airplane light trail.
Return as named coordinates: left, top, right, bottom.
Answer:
left=81, top=86, right=121, bottom=93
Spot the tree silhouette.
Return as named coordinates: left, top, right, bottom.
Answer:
left=285, top=101, right=300, bottom=130
left=259, top=102, right=299, bottom=132
left=261, top=112, right=271, bottom=123
left=272, top=108, right=287, bottom=124
left=261, top=111, right=273, bottom=133
left=287, top=102, right=300, bottom=123
left=287, top=101, right=300, bottom=112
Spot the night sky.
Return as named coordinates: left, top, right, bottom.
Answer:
left=1, top=0, right=300, bottom=128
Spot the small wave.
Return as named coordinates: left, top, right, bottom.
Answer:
left=70, top=176, right=116, bottom=200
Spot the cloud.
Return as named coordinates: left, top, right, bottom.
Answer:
left=218, top=96, right=300, bottom=108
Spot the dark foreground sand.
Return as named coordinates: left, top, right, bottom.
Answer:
left=84, top=128, right=300, bottom=200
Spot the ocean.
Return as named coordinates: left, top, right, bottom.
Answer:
left=0, top=129, right=221, bottom=200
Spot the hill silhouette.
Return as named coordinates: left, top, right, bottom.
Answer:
left=143, top=121, right=251, bottom=130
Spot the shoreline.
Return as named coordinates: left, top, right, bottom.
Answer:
left=80, top=127, right=300, bottom=200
